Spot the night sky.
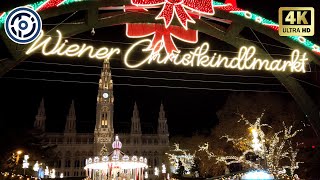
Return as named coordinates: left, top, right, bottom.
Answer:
left=0, top=0, right=319, bottom=152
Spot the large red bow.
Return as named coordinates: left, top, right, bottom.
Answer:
left=131, top=0, right=214, bottom=29
left=126, top=23, right=198, bottom=54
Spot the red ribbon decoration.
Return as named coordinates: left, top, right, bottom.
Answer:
left=131, top=0, right=214, bottom=29
left=127, top=23, right=198, bottom=54
left=225, top=0, right=237, bottom=7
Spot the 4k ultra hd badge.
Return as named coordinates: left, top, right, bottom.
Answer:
left=4, top=6, right=42, bottom=44
left=279, top=7, right=314, bottom=36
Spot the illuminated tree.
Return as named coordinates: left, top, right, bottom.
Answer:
left=198, top=112, right=303, bottom=177
left=166, top=143, right=195, bottom=175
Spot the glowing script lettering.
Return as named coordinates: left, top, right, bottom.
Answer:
left=26, top=30, right=308, bottom=73
left=26, top=30, right=121, bottom=60
left=124, top=39, right=308, bottom=73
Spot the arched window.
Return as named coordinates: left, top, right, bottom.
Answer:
left=81, top=159, right=86, bottom=167
left=64, top=160, right=71, bottom=168
left=154, top=157, right=158, bottom=166
left=74, top=160, right=80, bottom=168
left=57, top=160, right=61, bottom=168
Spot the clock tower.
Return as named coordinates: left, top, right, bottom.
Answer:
left=94, top=60, right=114, bottom=155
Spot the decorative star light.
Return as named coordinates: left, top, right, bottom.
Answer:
left=126, top=23, right=198, bottom=54
left=131, top=0, right=214, bottom=30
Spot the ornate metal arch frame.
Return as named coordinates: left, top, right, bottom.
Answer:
left=1, top=0, right=320, bottom=136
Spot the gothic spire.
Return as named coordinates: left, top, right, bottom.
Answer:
left=34, top=98, right=46, bottom=131
left=158, top=101, right=168, bottom=134
left=131, top=101, right=141, bottom=134
left=64, top=100, right=76, bottom=133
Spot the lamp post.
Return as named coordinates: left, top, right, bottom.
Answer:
left=22, top=155, right=29, bottom=175
left=15, top=150, right=23, bottom=165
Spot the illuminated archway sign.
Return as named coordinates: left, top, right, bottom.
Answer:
left=26, top=30, right=308, bottom=73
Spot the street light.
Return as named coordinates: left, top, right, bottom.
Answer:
left=22, top=155, right=29, bottom=175
left=15, top=150, right=23, bottom=165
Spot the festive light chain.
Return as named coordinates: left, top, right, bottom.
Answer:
left=198, top=142, right=215, bottom=159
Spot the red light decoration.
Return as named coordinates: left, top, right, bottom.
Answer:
left=225, top=0, right=237, bottom=7
left=37, top=0, right=65, bottom=11
left=131, top=0, right=214, bottom=30
left=126, top=23, right=198, bottom=54
left=264, top=24, right=279, bottom=31
left=312, top=145, right=316, bottom=149
left=313, top=51, right=320, bottom=56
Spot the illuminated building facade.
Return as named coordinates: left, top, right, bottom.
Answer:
left=33, top=61, right=169, bottom=178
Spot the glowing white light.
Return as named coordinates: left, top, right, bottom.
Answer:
left=298, top=36, right=306, bottom=43
left=312, top=44, right=320, bottom=51
left=22, top=155, right=29, bottom=169
left=94, top=157, right=99, bottom=163
left=50, top=169, right=56, bottom=179
left=26, top=31, right=308, bottom=74
left=85, top=161, right=147, bottom=170
left=102, top=92, right=109, bottom=99
left=242, top=171, right=274, bottom=180
left=124, top=39, right=308, bottom=73
left=255, top=17, right=262, bottom=23
left=26, top=30, right=121, bottom=61
left=154, top=167, right=159, bottom=176
left=33, top=161, right=39, bottom=172
left=244, top=11, right=252, bottom=19
left=45, top=166, right=49, bottom=176
left=162, top=164, right=166, bottom=174
left=144, top=171, right=148, bottom=179
left=60, top=173, right=64, bottom=178
left=251, top=129, right=262, bottom=152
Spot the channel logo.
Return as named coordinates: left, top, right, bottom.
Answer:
left=279, top=7, right=314, bottom=36
left=4, top=6, right=42, bottom=44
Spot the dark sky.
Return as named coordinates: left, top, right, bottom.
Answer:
left=0, top=0, right=319, bottom=152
